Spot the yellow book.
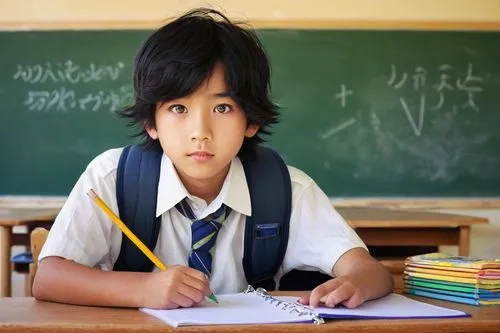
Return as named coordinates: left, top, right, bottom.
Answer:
left=405, top=266, right=500, bottom=279
left=406, top=253, right=500, bottom=270
left=407, top=262, right=500, bottom=274
left=405, top=272, right=500, bottom=286
left=478, top=299, right=500, bottom=305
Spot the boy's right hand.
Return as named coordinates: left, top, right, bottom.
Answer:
left=140, top=265, right=212, bottom=309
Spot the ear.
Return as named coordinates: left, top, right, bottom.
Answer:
left=245, top=124, right=260, bottom=138
left=145, top=121, right=158, bottom=140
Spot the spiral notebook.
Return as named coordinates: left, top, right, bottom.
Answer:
left=140, top=286, right=468, bottom=327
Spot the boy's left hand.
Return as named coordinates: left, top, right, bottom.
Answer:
left=298, top=275, right=366, bottom=308
left=298, top=248, right=394, bottom=309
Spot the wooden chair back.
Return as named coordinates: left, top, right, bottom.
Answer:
left=28, top=227, right=49, bottom=293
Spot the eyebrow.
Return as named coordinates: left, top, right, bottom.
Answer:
left=212, top=92, right=231, bottom=98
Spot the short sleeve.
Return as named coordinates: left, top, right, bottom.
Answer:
left=38, top=149, right=123, bottom=270
left=281, top=167, right=367, bottom=276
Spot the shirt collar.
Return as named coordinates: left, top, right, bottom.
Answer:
left=155, top=154, right=252, bottom=218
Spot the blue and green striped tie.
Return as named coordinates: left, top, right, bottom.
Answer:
left=176, top=199, right=230, bottom=276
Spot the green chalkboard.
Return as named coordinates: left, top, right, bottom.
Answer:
left=1, top=29, right=499, bottom=196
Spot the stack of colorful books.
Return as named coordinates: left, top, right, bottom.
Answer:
left=404, top=253, right=500, bottom=306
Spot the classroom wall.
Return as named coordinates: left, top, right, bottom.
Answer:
left=1, top=0, right=500, bottom=29
left=436, top=210, right=500, bottom=258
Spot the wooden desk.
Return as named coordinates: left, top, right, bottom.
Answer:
left=338, top=207, right=488, bottom=256
left=0, top=296, right=499, bottom=333
left=0, top=208, right=58, bottom=297
left=337, top=207, right=489, bottom=291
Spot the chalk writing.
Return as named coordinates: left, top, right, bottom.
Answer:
left=412, top=67, right=427, bottom=91
left=387, top=62, right=485, bottom=136
left=388, top=63, right=484, bottom=113
left=23, top=86, right=132, bottom=113
left=335, top=84, right=353, bottom=108
left=400, top=95, right=426, bottom=137
left=320, top=118, right=357, bottom=139
left=13, top=61, right=125, bottom=84
left=456, top=62, right=483, bottom=111
left=431, top=64, right=454, bottom=111
left=387, top=64, right=407, bottom=89
left=370, top=110, right=382, bottom=133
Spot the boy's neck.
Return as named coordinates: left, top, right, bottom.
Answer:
left=176, top=165, right=230, bottom=205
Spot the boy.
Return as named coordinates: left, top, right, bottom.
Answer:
left=33, top=8, right=393, bottom=309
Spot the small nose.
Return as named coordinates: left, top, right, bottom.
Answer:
left=190, top=110, right=212, bottom=142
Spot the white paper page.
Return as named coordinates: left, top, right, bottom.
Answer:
left=140, top=293, right=312, bottom=327
left=276, top=293, right=468, bottom=319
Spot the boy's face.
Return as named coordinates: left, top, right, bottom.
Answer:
left=146, top=63, right=259, bottom=193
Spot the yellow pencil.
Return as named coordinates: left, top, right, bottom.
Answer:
left=86, top=188, right=219, bottom=304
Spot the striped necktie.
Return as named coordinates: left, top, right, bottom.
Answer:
left=175, top=199, right=231, bottom=276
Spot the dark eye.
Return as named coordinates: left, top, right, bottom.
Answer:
left=214, top=104, right=232, bottom=113
left=168, top=104, right=187, bottom=114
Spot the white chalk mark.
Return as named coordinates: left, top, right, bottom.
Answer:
left=387, top=64, right=397, bottom=86
left=400, top=95, right=426, bottom=137
left=321, top=118, right=357, bottom=139
left=393, top=73, right=408, bottom=89
left=419, top=94, right=425, bottom=134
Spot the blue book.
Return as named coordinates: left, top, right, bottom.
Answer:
left=405, top=288, right=500, bottom=306
left=405, top=285, right=500, bottom=300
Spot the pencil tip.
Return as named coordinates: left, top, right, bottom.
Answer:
left=209, top=293, right=219, bottom=304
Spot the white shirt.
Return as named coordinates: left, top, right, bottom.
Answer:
left=40, top=148, right=366, bottom=294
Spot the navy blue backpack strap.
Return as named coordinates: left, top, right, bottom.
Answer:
left=242, top=146, right=292, bottom=291
left=113, top=144, right=163, bottom=272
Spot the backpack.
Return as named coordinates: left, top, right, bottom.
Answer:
left=113, top=144, right=292, bottom=291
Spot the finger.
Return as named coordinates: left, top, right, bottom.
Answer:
left=179, top=270, right=210, bottom=293
left=172, top=274, right=211, bottom=303
left=183, top=266, right=210, bottom=282
left=298, top=292, right=311, bottom=305
left=323, top=284, right=355, bottom=308
left=156, top=300, right=179, bottom=310
left=309, top=279, right=342, bottom=307
left=168, top=289, right=198, bottom=308
left=172, top=267, right=211, bottom=297
left=176, top=283, right=205, bottom=307
left=341, top=293, right=364, bottom=308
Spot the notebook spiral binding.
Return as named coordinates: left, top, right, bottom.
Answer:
left=244, top=285, right=325, bottom=324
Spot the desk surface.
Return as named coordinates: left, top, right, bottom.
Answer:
left=0, top=208, right=59, bottom=227
left=337, top=207, right=488, bottom=228
left=0, top=296, right=499, bottom=333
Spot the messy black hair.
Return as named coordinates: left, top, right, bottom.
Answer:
left=118, top=8, right=279, bottom=158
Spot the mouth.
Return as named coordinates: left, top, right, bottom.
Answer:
left=188, top=151, right=214, bottom=161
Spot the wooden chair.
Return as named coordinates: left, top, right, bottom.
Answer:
left=27, top=227, right=49, bottom=296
